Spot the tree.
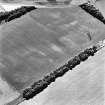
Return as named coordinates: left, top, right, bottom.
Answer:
left=78, top=52, right=88, bottom=61
left=23, top=87, right=33, bottom=100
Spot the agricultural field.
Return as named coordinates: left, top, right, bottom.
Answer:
left=0, top=3, right=105, bottom=105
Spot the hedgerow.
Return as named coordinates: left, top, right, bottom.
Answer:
left=80, top=2, right=105, bottom=24
left=0, top=6, right=37, bottom=24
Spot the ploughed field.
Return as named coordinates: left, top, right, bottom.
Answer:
left=0, top=5, right=105, bottom=104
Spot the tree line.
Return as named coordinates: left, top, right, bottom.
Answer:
left=0, top=6, right=37, bottom=24
left=80, top=2, right=105, bottom=24
left=22, top=45, right=98, bottom=100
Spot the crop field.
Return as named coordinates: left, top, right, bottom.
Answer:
left=0, top=1, right=105, bottom=105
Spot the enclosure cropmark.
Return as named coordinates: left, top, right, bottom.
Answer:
left=1, top=1, right=105, bottom=105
